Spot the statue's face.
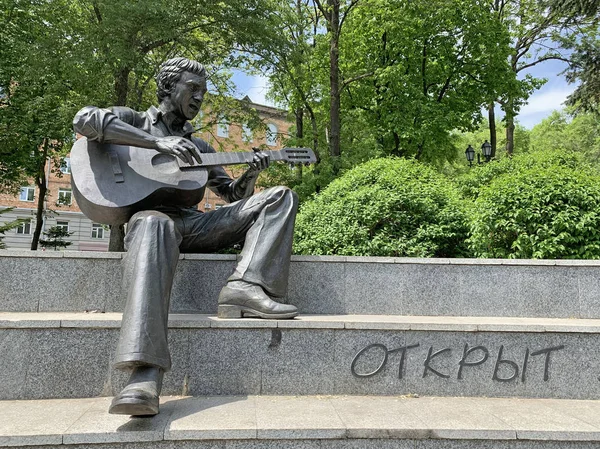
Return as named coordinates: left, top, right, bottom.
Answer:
left=170, top=71, right=207, bottom=121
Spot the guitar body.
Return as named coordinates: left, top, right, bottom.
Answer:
left=71, top=138, right=208, bottom=225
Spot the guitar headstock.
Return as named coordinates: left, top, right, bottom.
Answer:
left=281, top=147, right=317, bottom=165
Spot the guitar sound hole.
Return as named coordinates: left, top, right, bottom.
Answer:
left=151, top=154, right=180, bottom=174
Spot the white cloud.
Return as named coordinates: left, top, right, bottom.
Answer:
left=520, top=86, right=576, bottom=117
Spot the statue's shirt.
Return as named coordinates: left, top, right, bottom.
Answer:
left=73, top=105, right=247, bottom=204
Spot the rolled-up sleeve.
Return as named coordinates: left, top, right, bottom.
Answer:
left=73, top=106, right=117, bottom=142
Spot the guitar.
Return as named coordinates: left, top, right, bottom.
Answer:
left=70, top=137, right=316, bottom=226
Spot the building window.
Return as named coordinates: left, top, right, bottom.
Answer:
left=57, top=188, right=72, bottom=206
left=91, top=223, right=105, bottom=239
left=56, top=221, right=69, bottom=232
left=19, top=187, right=35, bottom=202
left=217, top=116, right=229, bottom=138
left=16, top=219, right=32, bottom=235
left=266, top=123, right=278, bottom=146
left=242, top=124, right=253, bottom=143
left=60, top=157, right=71, bottom=174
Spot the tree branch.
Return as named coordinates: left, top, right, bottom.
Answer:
left=339, top=71, right=374, bottom=92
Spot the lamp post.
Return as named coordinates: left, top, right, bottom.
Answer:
left=481, top=140, right=492, bottom=162
left=465, top=145, right=475, bottom=167
left=466, top=141, right=493, bottom=166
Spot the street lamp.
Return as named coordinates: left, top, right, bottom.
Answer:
left=465, top=145, right=475, bottom=167
left=481, top=140, right=492, bottom=162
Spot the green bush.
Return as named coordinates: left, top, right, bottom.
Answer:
left=293, top=157, right=469, bottom=257
left=457, top=149, right=588, bottom=200
left=468, top=163, right=600, bottom=259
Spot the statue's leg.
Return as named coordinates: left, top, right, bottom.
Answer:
left=179, top=186, right=299, bottom=318
left=110, top=210, right=182, bottom=416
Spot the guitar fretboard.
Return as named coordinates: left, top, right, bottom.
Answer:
left=184, top=148, right=314, bottom=168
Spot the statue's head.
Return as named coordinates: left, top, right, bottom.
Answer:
left=156, top=57, right=207, bottom=120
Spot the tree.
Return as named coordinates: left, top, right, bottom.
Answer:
left=39, top=225, right=73, bottom=251
left=339, top=0, right=514, bottom=163
left=489, top=0, right=596, bottom=155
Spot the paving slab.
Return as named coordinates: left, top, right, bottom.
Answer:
left=255, top=396, right=346, bottom=439
left=63, top=397, right=178, bottom=445
left=165, top=396, right=257, bottom=440
left=468, top=397, right=600, bottom=441
left=330, top=395, right=429, bottom=439
left=0, top=397, right=95, bottom=447
left=401, top=396, right=516, bottom=440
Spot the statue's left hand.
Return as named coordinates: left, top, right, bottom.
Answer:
left=247, top=148, right=270, bottom=174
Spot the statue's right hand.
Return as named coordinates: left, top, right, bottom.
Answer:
left=155, top=136, right=202, bottom=165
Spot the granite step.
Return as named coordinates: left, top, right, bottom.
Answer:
left=3, top=251, right=600, bottom=318
left=2, top=394, right=600, bottom=448
left=1, top=313, right=599, bottom=401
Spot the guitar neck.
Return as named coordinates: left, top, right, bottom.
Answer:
left=193, top=148, right=311, bottom=168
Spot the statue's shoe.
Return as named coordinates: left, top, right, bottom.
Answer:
left=109, top=366, right=163, bottom=416
left=218, top=282, right=298, bottom=319
left=109, top=389, right=159, bottom=416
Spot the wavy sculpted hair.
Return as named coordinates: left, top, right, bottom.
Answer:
left=156, top=58, right=206, bottom=103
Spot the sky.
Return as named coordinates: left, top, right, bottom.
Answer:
left=231, top=58, right=576, bottom=130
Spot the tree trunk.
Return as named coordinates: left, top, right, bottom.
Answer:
left=328, top=0, right=341, bottom=165
left=114, top=66, right=131, bottom=106
left=30, top=150, right=48, bottom=251
left=295, top=107, right=304, bottom=183
left=505, top=97, right=515, bottom=156
left=109, top=224, right=125, bottom=252
left=488, top=103, right=497, bottom=158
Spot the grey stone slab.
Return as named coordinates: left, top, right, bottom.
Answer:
left=330, top=395, right=429, bottom=439
left=287, top=262, right=348, bottom=314
left=291, top=255, right=347, bottom=262
left=63, top=397, right=177, bottom=444
left=401, top=265, right=464, bottom=316
left=0, top=313, right=61, bottom=328
left=186, top=329, right=266, bottom=396
left=208, top=317, right=277, bottom=329
left=276, top=316, right=345, bottom=329
left=321, top=441, right=416, bottom=449
left=23, top=328, right=117, bottom=400
left=165, top=396, right=256, bottom=440
left=255, top=396, right=346, bottom=439
left=36, top=258, right=121, bottom=312
left=342, top=263, right=404, bottom=314
left=0, top=249, right=63, bottom=258
left=170, top=259, right=235, bottom=313
left=0, top=397, right=95, bottom=447
left=183, top=254, right=237, bottom=261
left=402, top=331, right=485, bottom=398
left=502, top=259, right=556, bottom=266
left=168, top=314, right=211, bottom=328
left=227, top=441, right=322, bottom=449
left=0, top=330, right=34, bottom=401
left=577, top=267, right=600, bottom=319
left=261, top=329, right=337, bottom=395
left=63, top=251, right=123, bottom=259
left=332, top=330, right=410, bottom=396
left=473, top=332, right=600, bottom=400
left=406, top=396, right=516, bottom=440
left=345, top=256, right=396, bottom=264
left=469, top=397, right=600, bottom=440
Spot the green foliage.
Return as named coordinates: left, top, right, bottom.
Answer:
left=294, top=157, right=469, bottom=257
left=39, top=226, right=73, bottom=251
left=467, top=153, right=600, bottom=259
left=456, top=148, right=588, bottom=200
left=529, top=109, right=600, bottom=162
